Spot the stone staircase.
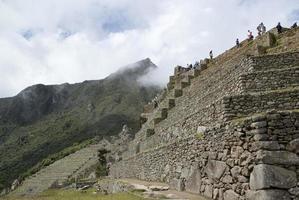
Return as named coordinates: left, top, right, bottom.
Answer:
left=132, top=50, right=299, bottom=156
left=136, top=45, right=252, bottom=143
left=139, top=68, right=200, bottom=133
left=143, top=51, right=299, bottom=129
left=10, top=143, right=103, bottom=196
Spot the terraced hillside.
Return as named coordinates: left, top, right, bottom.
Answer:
left=10, top=143, right=103, bottom=196
left=110, top=28, right=299, bottom=200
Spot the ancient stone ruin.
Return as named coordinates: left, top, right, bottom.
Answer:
left=109, top=30, right=299, bottom=200
left=7, top=27, right=299, bottom=200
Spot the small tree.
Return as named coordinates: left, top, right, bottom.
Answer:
left=96, top=149, right=109, bottom=177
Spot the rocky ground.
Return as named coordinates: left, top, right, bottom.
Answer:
left=97, top=178, right=209, bottom=200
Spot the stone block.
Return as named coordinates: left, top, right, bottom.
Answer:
left=205, top=160, right=227, bottom=180
left=253, top=141, right=280, bottom=150
left=181, top=167, right=190, bottom=178
left=250, top=164, right=297, bottom=190
left=231, top=166, right=241, bottom=178
left=222, top=175, right=233, bottom=184
left=203, top=184, right=213, bottom=198
left=185, top=168, right=201, bottom=194
left=251, top=121, right=267, bottom=128
left=254, top=134, right=269, bottom=141
left=231, top=146, right=244, bottom=158
left=170, top=178, right=185, bottom=192
left=250, top=128, right=267, bottom=134
left=247, top=189, right=291, bottom=200
left=223, top=190, right=239, bottom=200
left=256, top=150, right=299, bottom=165
left=286, top=138, right=299, bottom=153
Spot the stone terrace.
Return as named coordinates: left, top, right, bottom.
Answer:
left=10, top=143, right=103, bottom=196
left=110, top=28, right=299, bottom=200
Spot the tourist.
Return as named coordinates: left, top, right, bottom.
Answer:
left=291, top=22, right=297, bottom=29
left=261, top=23, right=266, bottom=34
left=209, top=50, right=213, bottom=60
left=257, top=23, right=262, bottom=36
left=236, top=38, right=240, bottom=48
left=247, top=30, right=254, bottom=41
left=276, top=22, right=282, bottom=34
left=194, top=61, right=200, bottom=69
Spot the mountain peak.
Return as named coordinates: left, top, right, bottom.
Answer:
left=108, top=58, right=157, bottom=80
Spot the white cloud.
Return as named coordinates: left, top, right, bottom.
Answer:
left=0, top=0, right=298, bottom=97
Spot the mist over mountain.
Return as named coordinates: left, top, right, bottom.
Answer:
left=0, top=58, right=161, bottom=190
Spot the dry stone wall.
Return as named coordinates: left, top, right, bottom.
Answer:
left=250, top=52, right=299, bottom=71
left=127, top=52, right=299, bottom=157
left=110, top=50, right=299, bottom=200
left=110, top=111, right=299, bottom=200
left=130, top=56, right=253, bottom=155
left=223, top=88, right=299, bottom=120
left=238, top=66, right=299, bottom=93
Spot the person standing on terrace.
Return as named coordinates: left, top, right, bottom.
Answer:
left=209, top=50, right=213, bottom=60
left=247, top=30, right=254, bottom=41
left=276, top=22, right=282, bottom=34
left=236, top=38, right=240, bottom=48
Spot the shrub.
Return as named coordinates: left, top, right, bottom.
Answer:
left=195, top=132, right=204, bottom=140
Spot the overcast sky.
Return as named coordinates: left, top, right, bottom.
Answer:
left=0, top=0, right=298, bottom=97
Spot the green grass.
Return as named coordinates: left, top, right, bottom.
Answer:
left=4, top=189, right=146, bottom=200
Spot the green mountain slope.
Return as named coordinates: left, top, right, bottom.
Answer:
left=0, top=58, right=161, bottom=190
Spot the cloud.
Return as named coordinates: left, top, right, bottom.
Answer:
left=289, top=9, right=299, bottom=21
left=0, top=0, right=299, bottom=97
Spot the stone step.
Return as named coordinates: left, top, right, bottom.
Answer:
left=223, top=87, right=299, bottom=121
left=168, top=98, right=175, bottom=110
left=146, top=129, right=155, bottom=137
left=172, top=89, right=183, bottom=98
left=175, top=77, right=190, bottom=90
left=140, top=113, right=151, bottom=125
left=249, top=51, right=299, bottom=71
left=167, top=76, right=175, bottom=90
left=167, top=69, right=200, bottom=91
left=153, top=108, right=168, bottom=125
left=239, top=66, right=299, bottom=93
left=186, top=68, right=200, bottom=79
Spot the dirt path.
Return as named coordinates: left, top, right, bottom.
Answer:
left=120, top=178, right=209, bottom=200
